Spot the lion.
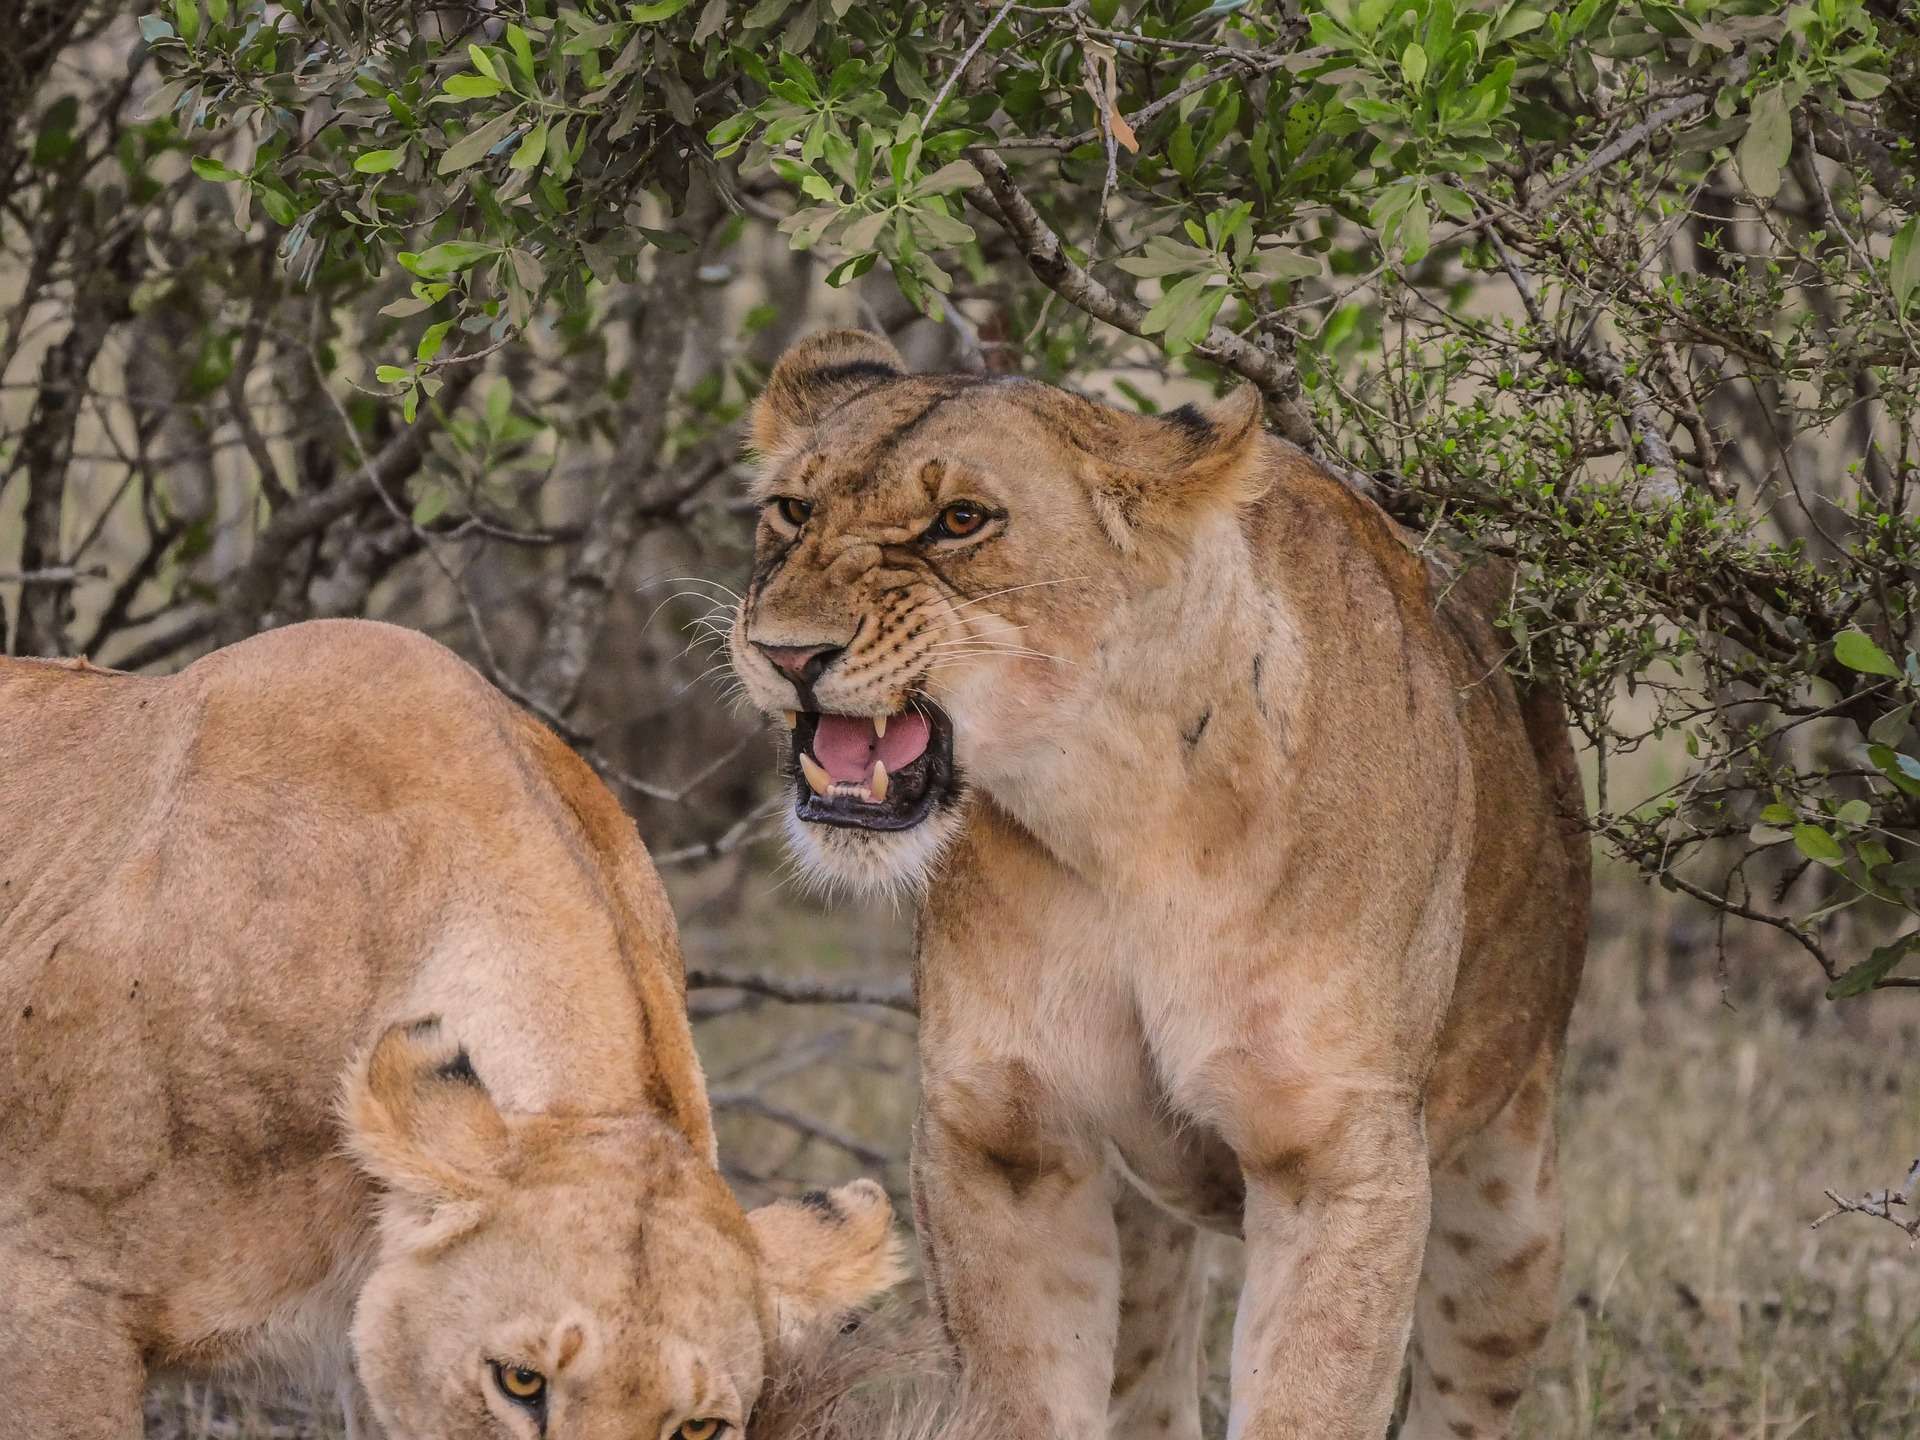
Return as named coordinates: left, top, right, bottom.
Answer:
left=727, top=331, right=1590, bottom=1440
left=0, top=618, right=901, bottom=1440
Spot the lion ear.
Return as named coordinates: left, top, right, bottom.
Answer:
left=752, top=329, right=908, bottom=457
left=343, top=1019, right=509, bottom=1246
left=1085, top=383, right=1268, bottom=552
left=748, top=1180, right=904, bottom=1348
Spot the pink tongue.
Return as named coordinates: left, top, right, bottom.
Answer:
left=811, top=711, right=932, bottom=784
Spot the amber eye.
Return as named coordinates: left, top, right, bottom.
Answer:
left=771, top=496, right=813, bottom=528
left=675, top=1421, right=728, bottom=1440
left=491, top=1361, right=547, bottom=1407
left=926, top=501, right=991, bottom=541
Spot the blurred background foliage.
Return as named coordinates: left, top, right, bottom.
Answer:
left=6, top=0, right=1920, bottom=1433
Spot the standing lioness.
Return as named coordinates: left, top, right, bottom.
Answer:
left=0, top=619, right=900, bottom=1440
left=728, top=332, right=1589, bottom=1440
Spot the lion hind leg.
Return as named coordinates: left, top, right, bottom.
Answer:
left=1107, top=1180, right=1214, bottom=1440
left=1400, top=1049, right=1564, bottom=1440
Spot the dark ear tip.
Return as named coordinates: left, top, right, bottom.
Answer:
left=434, top=1046, right=484, bottom=1090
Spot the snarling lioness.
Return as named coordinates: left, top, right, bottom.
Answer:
left=728, top=332, right=1590, bottom=1440
left=0, top=619, right=900, bottom=1440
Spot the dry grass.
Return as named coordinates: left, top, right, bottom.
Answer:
left=143, top=861, right=1920, bottom=1438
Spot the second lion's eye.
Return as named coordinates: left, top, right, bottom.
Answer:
left=925, top=501, right=991, bottom=541
left=772, top=497, right=813, bottom=528
left=491, top=1361, right=547, bottom=1408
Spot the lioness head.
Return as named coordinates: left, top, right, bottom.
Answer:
left=729, top=329, right=1265, bottom=897
left=343, top=1020, right=901, bottom=1439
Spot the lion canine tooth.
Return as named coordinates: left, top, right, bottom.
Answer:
left=870, top=760, right=889, bottom=803
left=782, top=710, right=797, bottom=730
left=799, top=752, right=831, bottom=796
left=872, top=714, right=888, bottom=739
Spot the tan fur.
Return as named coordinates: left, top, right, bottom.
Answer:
left=0, top=619, right=901, bottom=1440
left=729, top=333, right=1590, bottom=1439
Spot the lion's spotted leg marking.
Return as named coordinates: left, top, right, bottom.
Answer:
left=339, top=1374, right=385, bottom=1440
left=1109, top=1180, right=1213, bottom=1440
left=0, top=1247, right=145, bottom=1440
left=913, top=1075, right=1119, bottom=1440
left=1400, top=1052, right=1563, bottom=1440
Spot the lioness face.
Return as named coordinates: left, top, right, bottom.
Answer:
left=347, top=1023, right=902, bottom=1440
left=731, top=330, right=1263, bottom=897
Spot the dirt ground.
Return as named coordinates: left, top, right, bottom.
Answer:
left=144, top=855, right=1920, bottom=1439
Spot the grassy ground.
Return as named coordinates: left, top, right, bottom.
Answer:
left=145, top=861, right=1920, bottom=1438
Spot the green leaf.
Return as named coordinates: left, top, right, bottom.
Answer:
left=412, top=487, right=450, bottom=526
left=1836, top=798, right=1872, bottom=826
left=1791, top=823, right=1845, bottom=866
left=1870, top=703, right=1912, bottom=747
left=630, top=0, right=693, bottom=18
left=401, top=240, right=498, bottom=277
left=842, top=208, right=891, bottom=252
left=174, top=0, right=201, bottom=45
left=1492, top=3, right=1546, bottom=41
left=510, top=119, right=549, bottom=170
left=1401, top=43, right=1428, bottom=89
left=468, top=44, right=499, bottom=81
left=1737, top=86, right=1791, bottom=200
left=256, top=186, right=298, bottom=226
left=909, top=159, right=982, bottom=199
left=486, top=378, right=513, bottom=434
left=443, top=73, right=504, bottom=99
left=1828, top=931, right=1920, bottom=999
left=375, top=364, right=412, bottom=384
left=1169, top=123, right=1197, bottom=181
left=1841, top=68, right=1889, bottom=100
left=353, top=147, right=405, bottom=174
left=1248, top=246, right=1322, bottom=283
left=505, top=22, right=534, bottom=76
left=437, top=112, right=518, bottom=174
left=189, top=155, right=243, bottom=182
left=1891, top=218, right=1920, bottom=314
left=416, top=320, right=454, bottom=363
left=1835, top=628, right=1899, bottom=678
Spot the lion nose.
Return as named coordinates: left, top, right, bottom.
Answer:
left=754, top=642, right=845, bottom=685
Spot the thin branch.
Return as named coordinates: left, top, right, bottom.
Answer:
left=965, top=148, right=1311, bottom=441
left=707, top=1088, right=896, bottom=1169
left=686, top=967, right=918, bottom=1016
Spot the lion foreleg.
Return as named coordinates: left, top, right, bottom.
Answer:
left=912, top=1075, right=1119, bottom=1440
left=1225, top=1094, right=1430, bottom=1440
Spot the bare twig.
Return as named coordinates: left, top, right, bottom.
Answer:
left=686, top=967, right=918, bottom=1016
left=708, top=1088, right=896, bottom=1169
left=1811, top=1160, right=1920, bottom=1245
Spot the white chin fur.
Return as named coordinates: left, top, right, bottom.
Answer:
left=782, top=800, right=964, bottom=904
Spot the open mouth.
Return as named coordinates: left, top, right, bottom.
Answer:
left=783, top=701, right=957, bottom=831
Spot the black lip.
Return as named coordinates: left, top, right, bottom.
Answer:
left=790, top=700, right=959, bottom=832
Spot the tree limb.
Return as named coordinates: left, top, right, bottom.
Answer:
left=524, top=183, right=720, bottom=717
